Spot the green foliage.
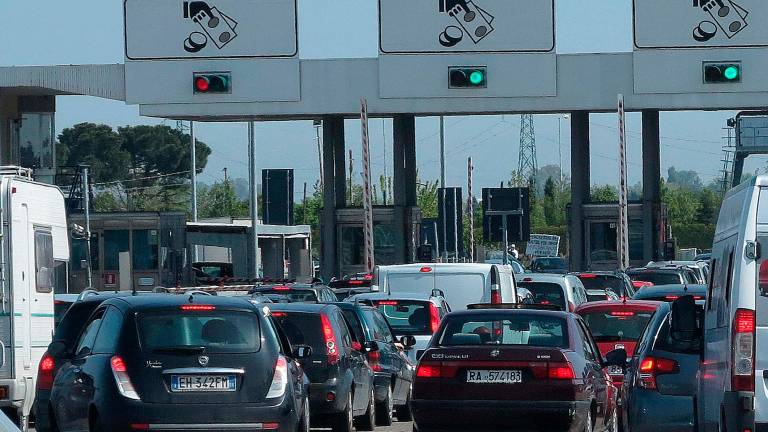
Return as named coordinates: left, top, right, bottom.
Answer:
left=671, top=223, right=716, bottom=250
left=198, top=180, right=249, bottom=218
left=418, top=179, right=439, bottom=219
left=590, top=185, right=619, bottom=203
left=58, top=123, right=130, bottom=183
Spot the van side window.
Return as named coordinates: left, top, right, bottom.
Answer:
left=34, top=229, right=54, bottom=293
left=707, top=258, right=719, bottom=311
left=719, top=249, right=735, bottom=327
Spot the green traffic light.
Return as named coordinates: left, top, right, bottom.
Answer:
left=469, top=70, right=485, bottom=86
left=724, top=66, right=740, bottom=81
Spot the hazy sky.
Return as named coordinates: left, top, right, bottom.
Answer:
left=1, top=0, right=758, bottom=200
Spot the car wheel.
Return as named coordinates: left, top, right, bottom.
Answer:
left=584, top=407, right=593, bottom=432
left=297, top=397, right=310, bottom=432
left=331, top=392, right=354, bottom=432
left=375, top=385, right=394, bottom=426
left=355, top=387, right=376, bottom=431
left=395, top=388, right=414, bottom=422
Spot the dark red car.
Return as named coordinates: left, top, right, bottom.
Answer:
left=411, top=304, right=621, bottom=432
left=575, top=300, right=662, bottom=383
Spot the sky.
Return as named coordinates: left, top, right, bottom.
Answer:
left=1, top=0, right=760, bottom=200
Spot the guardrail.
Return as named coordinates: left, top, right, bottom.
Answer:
left=0, top=410, right=21, bottom=432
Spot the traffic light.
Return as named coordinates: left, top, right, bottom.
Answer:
left=448, top=67, right=487, bottom=89
left=702, top=62, right=741, bottom=84
left=193, top=72, right=231, bottom=94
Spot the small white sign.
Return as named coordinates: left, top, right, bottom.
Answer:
left=379, top=0, right=554, bottom=54
left=125, top=0, right=298, bottom=60
left=634, top=0, right=768, bottom=49
left=525, top=234, right=560, bottom=258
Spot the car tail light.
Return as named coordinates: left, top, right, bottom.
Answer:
left=611, top=311, right=635, bottom=317
left=732, top=308, right=755, bottom=392
left=271, top=311, right=287, bottom=318
left=420, top=267, right=432, bottom=273
left=266, top=356, right=288, bottom=398
left=111, top=356, right=140, bottom=400
left=349, top=280, right=364, bottom=285
left=491, top=287, right=501, bottom=304
left=273, top=285, right=291, bottom=291
left=580, top=274, right=597, bottom=278
left=665, top=296, right=680, bottom=301
left=364, top=273, right=374, bottom=280
left=377, top=300, right=399, bottom=306
left=321, top=314, right=340, bottom=365
left=548, top=363, right=576, bottom=380
left=37, top=354, right=55, bottom=390
left=180, top=304, right=215, bottom=311
left=638, top=356, right=678, bottom=390
left=415, top=362, right=458, bottom=378
left=429, top=303, right=441, bottom=333
left=368, top=350, right=382, bottom=372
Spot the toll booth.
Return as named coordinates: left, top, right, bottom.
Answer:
left=333, top=206, right=421, bottom=277
left=569, top=202, right=668, bottom=271
left=3, top=96, right=57, bottom=184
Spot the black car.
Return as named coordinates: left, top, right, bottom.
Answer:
left=626, top=267, right=698, bottom=286
left=412, top=304, right=621, bottom=432
left=573, top=272, right=636, bottom=299
left=331, top=302, right=415, bottom=426
left=620, top=297, right=703, bottom=432
left=250, top=283, right=338, bottom=303
left=631, top=284, right=707, bottom=303
left=329, top=273, right=375, bottom=301
left=47, top=295, right=311, bottom=432
left=268, top=303, right=377, bottom=432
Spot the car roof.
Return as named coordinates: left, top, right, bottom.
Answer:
left=102, top=294, right=256, bottom=311
left=444, top=307, right=571, bottom=320
left=348, top=292, right=442, bottom=302
left=516, top=273, right=568, bottom=282
left=575, top=299, right=663, bottom=314
left=265, top=303, right=338, bottom=313
left=626, top=267, right=684, bottom=274
left=378, top=263, right=497, bottom=273
left=633, top=284, right=707, bottom=296
left=572, top=271, right=621, bottom=277
left=324, top=301, right=376, bottom=312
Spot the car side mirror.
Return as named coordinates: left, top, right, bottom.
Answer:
left=364, top=341, right=379, bottom=353
left=400, top=335, right=417, bottom=349
left=604, top=348, right=628, bottom=368
left=48, top=340, right=70, bottom=358
left=671, top=295, right=699, bottom=342
left=292, top=345, right=313, bottom=359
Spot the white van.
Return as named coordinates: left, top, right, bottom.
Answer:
left=698, top=176, right=768, bottom=432
left=0, top=168, right=69, bottom=428
left=373, top=263, right=517, bottom=310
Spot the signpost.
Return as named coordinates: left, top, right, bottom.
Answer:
left=360, top=99, right=375, bottom=273
left=526, top=234, right=560, bottom=258
left=617, top=95, right=629, bottom=271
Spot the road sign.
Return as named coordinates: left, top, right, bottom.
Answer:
left=482, top=188, right=530, bottom=243
left=125, top=0, right=298, bottom=60
left=525, top=234, right=560, bottom=258
left=633, top=0, right=768, bottom=49
left=379, top=0, right=555, bottom=54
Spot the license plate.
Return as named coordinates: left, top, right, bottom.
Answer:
left=466, top=369, right=522, bottom=384
left=608, top=366, right=624, bottom=375
left=171, top=375, right=236, bottom=392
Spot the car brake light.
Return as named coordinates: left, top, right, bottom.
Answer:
left=664, top=295, right=680, bottom=301
left=429, top=303, right=441, bottom=333
left=638, top=356, right=678, bottom=390
left=272, top=286, right=291, bottom=291
left=416, top=362, right=458, bottom=378
left=420, top=266, right=432, bottom=273
left=539, top=300, right=551, bottom=305
left=266, top=356, right=288, bottom=398
left=548, top=363, right=576, bottom=380
left=349, top=280, right=364, bottom=285
left=611, top=311, right=635, bottom=317
left=111, top=356, right=140, bottom=400
left=364, top=273, right=374, bottom=280
left=377, top=300, right=399, bottom=306
left=180, top=304, right=215, bottom=311
left=321, top=314, right=340, bottom=365
left=37, top=354, right=55, bottom=391
left=580, top=274, right=597, bottom=278
left=732, top=308, right=755, bottom=392
left=491, top=289, right=501, bottom=304
left=523, top=277, right=533, bottom=282
left=368, top=350, right=382, bottom=372
left=271, top=311, right=287, bottom=318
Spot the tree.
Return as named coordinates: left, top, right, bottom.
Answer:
left=57, top=123, right=130, bottom=183
left=591, top=185, right=619, bottom=203
left=417, top=179, right=439, bottom=219
left=667, top=167, right=703, bottom=191
left=198, top=179, right=249, bottom=218
left=696, top=188, right=721, bottom=224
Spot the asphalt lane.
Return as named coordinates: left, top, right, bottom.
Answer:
left=311, top=421, right=413, bottom=432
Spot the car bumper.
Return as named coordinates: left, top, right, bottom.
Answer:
left=308, top=381, right=349, bottom=416
left=33, top=390, right=52, bottom=431
left=412, top=399, right=590, bottom=431
left=99, top=397, right=298, bottom=432
left=624, top=390, right=695, bottom=432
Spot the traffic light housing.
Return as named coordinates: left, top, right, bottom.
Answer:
left=702, top=62, right=741, bottom=84
left=449, top=67, right=487, bottom=89
left=193, top=72, right=231, bottom=94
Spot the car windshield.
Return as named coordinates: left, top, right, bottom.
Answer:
left=138, top=310, right=261, bottom=353
left=439, top=313, right=567, bottom=347
left=580, top=310, right=654, bottom=342
left=375, top=300, right=432, bottom=335
left=517, top=282, right=566, bottom=310
left=627, top=272, right=681, bottom=285
left=578, top=275, right=624, bottom=291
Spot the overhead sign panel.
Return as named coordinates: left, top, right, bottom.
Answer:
left=634, top=0, right=768, bottom=48
left=379, top=0, right=555, bottom=54
left=125, top=0, right=298, bottom=60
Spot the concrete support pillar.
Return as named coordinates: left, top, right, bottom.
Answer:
left=393, top=115, right=417, bottom=264
left=569, top=112, right=590, bottom=271
left=262, top=238, right=285, bottom=279
left=321, top=116, right=345, bottom=281
left=642, top=110, right=662, bottom=262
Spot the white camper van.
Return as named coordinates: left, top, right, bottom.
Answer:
left=373, top=263, right=517, bottom=310
left=698, top=176, right=768, bottom=432
left=0, top=168, right=69, bottom=427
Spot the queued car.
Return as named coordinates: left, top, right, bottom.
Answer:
left=632, top=284, right=707, bottom=304
left=586, top=289, right=620, bottom=303
left=575, top=300, right=662, bottom=384
left=330, top=302, right=416, bottom=425
left=268, top=303, right=377, bottom=431
left=250, top=282, right=338, bottom=303
left=645, top=261, right=710, bottom=285
left=530, top=256, right=569, bottom=274
left=347, top=289, right=452, bottom=363
left=329, top=273, right=375, bottom=301
left=572, top=272, right=636, bottom=299
left=626, top=267, right=698, bottom=286
left=516, top=274, right=589, bottom=312
left=47, top=295, right=312, bottom=432
left=412, top=304, right=621, bottom=432
left=620, top=297, right=703, bottom=432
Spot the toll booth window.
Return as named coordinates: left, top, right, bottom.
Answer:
left=34, top=230, right=54, bottom=293
left=589, top=222, right=618, bottom=262
left=340, top=227, right=364, bottom=266
left=17, top=113, right=54, bottom=171
left=133, top=229, right=160, bottom=270
left=104, top=230, right=129, bottom=271
left=71, top=234, right=99, bottom=271
left=374, top=224, right=396, bottom=265
left=629, top=220, right=643, bottom=261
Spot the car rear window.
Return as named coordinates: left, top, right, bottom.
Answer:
left=259, top=289, right=318, bottom=303
left=271, top=312, right=325, bottom=353
left=578, top=275, right=624, bottom=291
left=375, top=300, right=431, bottom=336
left=438, top=313, right=568, bottom=348
left=517, top=282, right=566, bottom=310
left=580, top=310, right=654, bottom=342
left=138, top=310, right=261, bottom=353
left=586, top=291, right=611, bottom=302
left=627, top=272, right=682, bottom=285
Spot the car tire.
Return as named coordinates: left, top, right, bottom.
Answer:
left=355, top=387, right=376, bottom=431
left=395, top=389, right=413, bottom=422
left=297, top=397, right=310, bottom=432
left=375, top=385, right=394, bottom=426
left=331, top=392, right=354, bottom=432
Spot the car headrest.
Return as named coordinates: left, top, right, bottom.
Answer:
left=450, top=333, right=482, bottom=345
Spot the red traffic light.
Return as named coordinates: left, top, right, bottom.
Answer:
left=193, top=72, right=231, bottom=94
left=194, top=76, right=210, bottom=92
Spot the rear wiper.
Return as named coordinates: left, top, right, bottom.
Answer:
left=153, top=346, right=206, bottom=355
